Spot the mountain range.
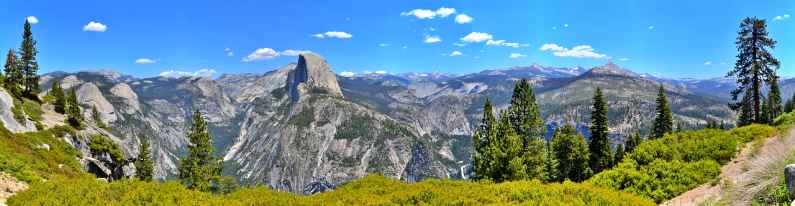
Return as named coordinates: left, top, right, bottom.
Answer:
left=35, top=53, right=789, bottom=194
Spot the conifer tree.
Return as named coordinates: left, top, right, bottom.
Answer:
left=92, top=105, right=107, bottom=128
left=496, top=112, right=527, bottom=181
left=135, top=135, right=154, bottom=181
left=652, top=85, right=673, bottom=139
left=624, top=131, right=642, bottom=153
left=550, top=124, right=591, bottom=182
left=18, top=19, right=39, bottom=95
left=728, top=17, right=780, bottom=124
left=4, top=49, right=20, bottom=96
left=767, top=75, right=782, bottom=120
left=542, top=143, right=559, bottom=182
left=179, top=110, right=221, bottom=192
left=613, top=144, right=625, bottom=165
left=505, top=79, right=546, bottom=180
left=50, top=81, right=66, bottom=114
left=589, top=88, right=612, bottom=173
left=472, top=99, right=496, bottom=180
left=65, top=88, right=83, bottom=128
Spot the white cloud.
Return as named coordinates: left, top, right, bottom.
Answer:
left=564, top=24, right=569, bottom=28
left=378, top=43, right=390, bottom=47
left=280, top=49, right=312, bottom=56
left=449, top=50, right=463, bottom=56
left=83, top=21, right=108, bottom=32
left=424, top=35, right=442, bottom=43
left=374, top=70, right=388, bottom=74
left=509, top=53, right=526, bottom=59
left=26, top=16, right=38, bottom=24
left=486, top=40, right=526, bottom=48
left=339, top=71, right=355, bottom=77
left=224, top=48, right=234, bottom=56
left=704, top=61, right=712, bottom=65
left=159, top=69, right=216, bottom=78
left=312, top=31, right=352, bottom=39
left=619, top=57, right=630, bottom=62
left=243, top=48, right=279, bottom=62
left=401, top=7, right=456, bottom=19
left=134, top=58, right=156, bottom=64
left=460, top=32, right=493, bottom=43
left=539, top=43, right=608, bottom=59
left=774, top=14, right=791, bottom=21
left=455, top=14, right=473, bottom=24
left=648, top=26, right=655, bottom=30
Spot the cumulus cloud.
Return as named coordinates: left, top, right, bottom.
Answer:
left=539, top=43, right=608, bottom=59
left=374, top=70, right=388, bottom=74
left=486, top=40, right=527, bottom=48
left=26, top=16, right=38, bottom=24
left=449, top=50, right=463, bottom=56
left=134, top=58, right=156, bottom=64
left=774, top=14, right=791, bottom=21
left=424, top=35, right=442, bottom=43
left=509, top=53, right=526, bottom=59
left=280, top=49, right=312, bottom=56
left=312, top=31, right=352, bottom=39
left=455, top=14, right=473, bottom=24
left=224, top=48, right=234, bottom=56
left=159, top=69, right=216, bottom=78
left=401, top=7, right=456, bottom=19
left=339, top=71, right=355, bottom=77
left=461, top=32, right=493, bottom=43
left=704, top=61, right=712, bottom=66
left=83, top=21, right=108, bottom=32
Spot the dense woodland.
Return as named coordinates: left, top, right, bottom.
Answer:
left=1, top=16, right=795, bottom=205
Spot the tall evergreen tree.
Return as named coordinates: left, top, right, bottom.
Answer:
left=65, top=88, right=82, bottom=128
left=625, top=131, right=643, bottom=153
left=4, top=49, right=20, bottom=96
left=135, top=135, right=154, bottom=181
left=50, top=81, right=66, bottom=114
left=18, top=19, right=39, bottom=95
left=550, top=124, right=591, bottom=182
left=728, top=17, right=780, bottom=124
left=613, top=144, right=625, bottom=165
left=505, top=79, right=546, bottom=180
left=737, top=89, right=755, bottom=126
left=652, top=85, right=674, bottom=139
left=179, top=110, right=221, bottom=192
left=589, top=88, right=612, bottom=173
left=472, top=99, right=496, bottom=180
left=767, top=75, right=783, bottom=120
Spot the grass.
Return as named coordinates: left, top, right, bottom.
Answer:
left=10, top=174, right=655, bottom=206
left=588, top=124, right=778, bottom=203
left=0, top=125, right=87, bottom=183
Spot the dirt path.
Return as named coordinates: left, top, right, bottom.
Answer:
left=0, top=172, right=28, bottom=206
left=662, top=127, right=795, bottom=206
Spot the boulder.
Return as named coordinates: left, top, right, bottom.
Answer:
left=785, top=164, right=795, bottom=196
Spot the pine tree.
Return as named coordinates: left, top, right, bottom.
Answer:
left=768, top=75, right=782, bottom=120
left=505, top=79, right=546, bottom=180
left=50, top=81, right=66, bottom=114
left=135, top=135, right=154, bottom=181
left=542, top=143, right=559, bottom=182
left=179, top=110, right=221, bottom=192
left=760, top=99, right=771, bottom=124
left=18, top=19, right=39, bottom=95
left=728, top=17, right=780, bottom=124
left=624, top=131, right=643, bottom=153
left=550, top=124, right=591, bottom=182
left=589, top=88, right=612, bottom=173
left=472, top=99, right=496, bottom=180
left=4, top=49, right=21, bottom=97
left=65, top=88, right=83, bottom=128
left=613, top=144, right=625, bottom=165
left=652, top=85, right=673, bottom=139
left=497, top=113, right=527, bottom=181
left=784, top=97, right=793, bottom=114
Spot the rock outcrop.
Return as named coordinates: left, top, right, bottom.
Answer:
left=76, top=83, right=118, bottom=123
left=109, top=83, right=140, bottom=114
left=0, top=88, right=37, bottom=133
left=287, top=53, right=343, bottom=101
left=786, top=164, right=795, bottom=197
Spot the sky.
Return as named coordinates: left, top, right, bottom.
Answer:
left=0, top=0, right=793, bottom=79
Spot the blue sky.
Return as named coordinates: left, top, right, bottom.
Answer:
left=0, top=0, right=793, bottom=79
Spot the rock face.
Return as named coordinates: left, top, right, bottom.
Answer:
left=785, top=164, right=795, bottom=196
left=287, top=53, right=343, bottom=101
left=0, top=88, right=37, bottom=133
left=76, top=83, right=118, bottom=123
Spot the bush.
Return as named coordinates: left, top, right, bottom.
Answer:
left=588, top=124, right=777, bottom=203
left=10, top=174, right=655, bottom=206
left=89, top=135, right=124, bottom=164
left=0, top=126, right=85, bottom=183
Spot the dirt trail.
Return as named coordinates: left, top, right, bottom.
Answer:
left=663, top=127, right=795, bottom=206
left=0, top=172, right=28, bottom=206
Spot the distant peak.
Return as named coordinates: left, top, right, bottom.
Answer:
left=287, top=53, right=343, bottom=101
left=583, top=63, right=638, bottom=77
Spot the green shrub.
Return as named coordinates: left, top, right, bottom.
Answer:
left=10, top=174, right=655, bottom=206
left=89, top=135, right=124, bottom=163
left=0, top=126, right=85, bottom=183
left=21, top=98, right=42, bottom=123
left=11, top=98, right=25, bottom=124
left=589, top=124, right=777, bottom=203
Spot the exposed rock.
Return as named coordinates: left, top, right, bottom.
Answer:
left=287, top=53, right=343, bottom=101
left=785, top=164, right=795, bottom=196
left=0, top=171, right=28, bottom=205
left=76, top=83, right=118, bottom=123
left=109, top=83, right=140, bottom=114
left=302, top=177, right=336, bottom=195
left=0, top=88, right=37, bottom=133
left=60, top=75, right=82, bottom=90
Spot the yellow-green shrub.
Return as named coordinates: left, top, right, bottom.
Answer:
left=0, top=126, right=86, bottom=183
